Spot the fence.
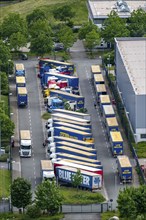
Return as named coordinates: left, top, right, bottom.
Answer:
left=61, top=202, right=108, bottom=213
left=104, top=66, right=146, bottom=184
left=0, top=199, right=10, bottom=213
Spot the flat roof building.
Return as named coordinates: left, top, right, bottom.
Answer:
left=115, top=37, right=146, bottom=142
left=88, top=0, right=146, bottom=27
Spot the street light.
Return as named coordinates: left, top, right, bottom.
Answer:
left=109, top=199, right=113, bottom=211
left=107, top=55, right=111, bottom=75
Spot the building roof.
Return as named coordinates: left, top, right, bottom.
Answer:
left=88, top=0, right=146, bottom=19
left=115, top=37, right=146, bottom=95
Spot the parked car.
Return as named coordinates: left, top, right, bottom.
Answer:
left=20, top=53, right=28, bottom=60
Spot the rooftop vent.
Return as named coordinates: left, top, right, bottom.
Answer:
left=116, top=0, right=130, bottom=12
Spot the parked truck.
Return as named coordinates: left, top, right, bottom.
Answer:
left=117, top=155, right=132, bottom=183
left=91, top=65, right=101, bottom=75
left=52, top=109, right=91, bottom=120
left=47, top=97, right=64, bottom=112
left=105, top=117, right=119, bottom=134
left=40, top=160, right=55, bottom=181
left=99, top=95, right=111, bottom=110
left=110, top=131, right=123, bottom=157
left=55, top=166, right=102, bottom=190
left=95, top=84, right=107, bottom=100
left=41, top=72, right=78, bottom=90
left=53, top=160, right=103, bottom=178
left=93, top=74, right=104, bottom=85
left=48, top=126, right=94, bottom=143
left=53, top=158, right=102, bottom=169
left=102, top=105, right=115, bottom=121
left=17, top=87, right=28, bottom=107
left=50, top=146, right=96, bottom=160
left=16, top=76, right=26, bottom=89
left=51, top=153, right=100, bottom=164
left=46, top=115, right=92, bottom=129
left=48, top=136, right=94, bottom=148
left=19, top=130, right=31, bottom=157
left=49, top=142, right=96, bottom=155
left=49, top=90, right=84, bottom=109
left=47, top=122, right=91, bottom=133
left=15, top=63, right=25, bottom=76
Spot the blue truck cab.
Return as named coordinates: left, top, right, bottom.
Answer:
left=17, top=87, right=28, bottom=107
left=117, top=155, right=132, bottom=183
left=110, top=131, right=123, bottom=156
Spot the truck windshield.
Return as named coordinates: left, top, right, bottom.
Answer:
left=54, top=102, right=63, bottom=107
left=21, top=145, right=31, bottom=150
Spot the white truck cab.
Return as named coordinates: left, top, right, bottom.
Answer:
left=19, top=130, right=32, bottom=157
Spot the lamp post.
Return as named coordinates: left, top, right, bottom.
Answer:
left=107, top=55, right=111, bottom=75
left=109, top=199, right=113, bottom=211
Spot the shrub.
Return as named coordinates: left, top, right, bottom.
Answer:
left=0, top=153, right=8, bottom=162
left=26, top=204, right=41, bottom=218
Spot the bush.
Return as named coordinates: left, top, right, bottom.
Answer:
left=26, top=204, right=41, bottom=218
left=0, top=153, right=8, bottom=162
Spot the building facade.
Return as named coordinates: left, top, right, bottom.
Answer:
left=115, top=37, right=146, bottom=142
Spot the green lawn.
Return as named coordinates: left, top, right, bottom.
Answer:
left=0, top=213, right=64, bottom=220
left=0, top=169, right=11, bottom=200
left=60, top=186, right=105, bottom=204
left=0, top=0, right=88, bottom=25
left=133, top=142, right=146, bottom=158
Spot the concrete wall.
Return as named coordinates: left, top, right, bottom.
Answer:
left=115, top=47, right=136, bottom=132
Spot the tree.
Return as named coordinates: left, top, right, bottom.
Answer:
left=78, top=21, right=99, bottom=40
left=11, top=177, right=32, bottom=213
left=26, top=8, right=48, bottom=27
left=117, top=186, right=146, bottom=219
left=35, top=179, right=62, bottom=215
left=0, top=72, right=8, bottom=95
left=72, top=169, right=83, bottom=190
left=128, top=9, right=146, bottom=37
left=1, top=13, right=28, bottom=41
left=53, top=5, right=75, bottom=23
left=85, top=29, right=100, bottom=54
left=0, top=40, right=12, bottom=64
left=57, top=25, right=75, bottom=52
left=0, top=112, right=15, bottom=139
left=29, top=19, right=52, bottom=39
left=101, top=11, right=130, bottom=46
left=10, top=32, right=27, bottom=52
left=30, top=32, right=53, bottom=57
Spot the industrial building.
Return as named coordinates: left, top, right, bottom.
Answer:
left=87, top=0, right=146, bottom=27
left=115, top=37, right=146, bottom=143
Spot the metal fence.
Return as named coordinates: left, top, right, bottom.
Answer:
left=0, top=199, right=10, bottom=213
left=61, top=203, right=108, bottom=213
left=104, top=67, right=146, bottom=184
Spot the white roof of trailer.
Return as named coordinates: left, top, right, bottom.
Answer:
left=20, top=130, right=30, bottom=140
left=91, top=65, right=101, bottom=74
left=115, top=37, right=146, bottom=95
left=96, top=84, right=106, bottom=92
left=41, top=160, right=53, bottom=170
left=106, top=117, right=118, bottom=126
left=53, top=109, right=90, bottom=116
left=103, top=105, right=115, bottom=115
left=54, top=122, right=90, bottom=131
left=55, top=126, right=91, bottom=135
left=58, top=146, right=95, bottom=156
left=57, top=142, right=95, bottom=152
left=117, top=155, right=132, bottom=167
left=17, top=87, right=27, bottom=94
left=61, top=159, right=100, bottom=167
left=16, top=76, right=25, bottom=83
left=51, top=113, right=90, bottom=123
left=15, top=63, right=24, bottom=70
left=100, top=95, right=110, bottom=103
left=52, top=137, right=93, bottom=146
left=56, top=165, right=100, bottom=176
left=94, top=74, right=104, bottom=82
left=110, top=131, right=123, bottom=142
left=56, top=153, right=97, bottom=163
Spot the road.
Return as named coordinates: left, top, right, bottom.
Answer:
left=16, top=60, right=46, bottom=190
left=11, top=40, right=139, bottom=213
left=70, top=40, right=139, bottom=209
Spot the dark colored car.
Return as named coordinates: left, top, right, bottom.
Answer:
left=20, top=53, right=28, bottom=60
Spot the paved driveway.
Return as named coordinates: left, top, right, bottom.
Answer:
left=63, top=213, right=101, bottom=220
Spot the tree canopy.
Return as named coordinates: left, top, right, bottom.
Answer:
left=26, top=8, right=48, bottom=27
left=1, top=72, right=9, bottom=95
left=53, top=5, right=75, bottom=23
left=57, top=25, right=75, bottom=52
left=117, top=185, right=146, bottom=219
left=72, top=169, right=83, bottom=190
left=1, top=13, right=28, bottom=41
left=101, top=11, right=130, bottom=46
left=35, top=180, right=62, bottom=215
left=128, top=9, right=146, bottom=37
left=85, top=29, right=100, bottom=53
left=10, top=32, right=27, bottom=52
left=78, top=21, right=99, bottom=40
left=11, top=177, right=32, bottom=213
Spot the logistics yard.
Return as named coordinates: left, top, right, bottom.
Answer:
left=8, top=40, right=139, bottom=215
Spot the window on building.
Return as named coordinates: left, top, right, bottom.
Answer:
left=141, top=134, right=146, bottom=139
